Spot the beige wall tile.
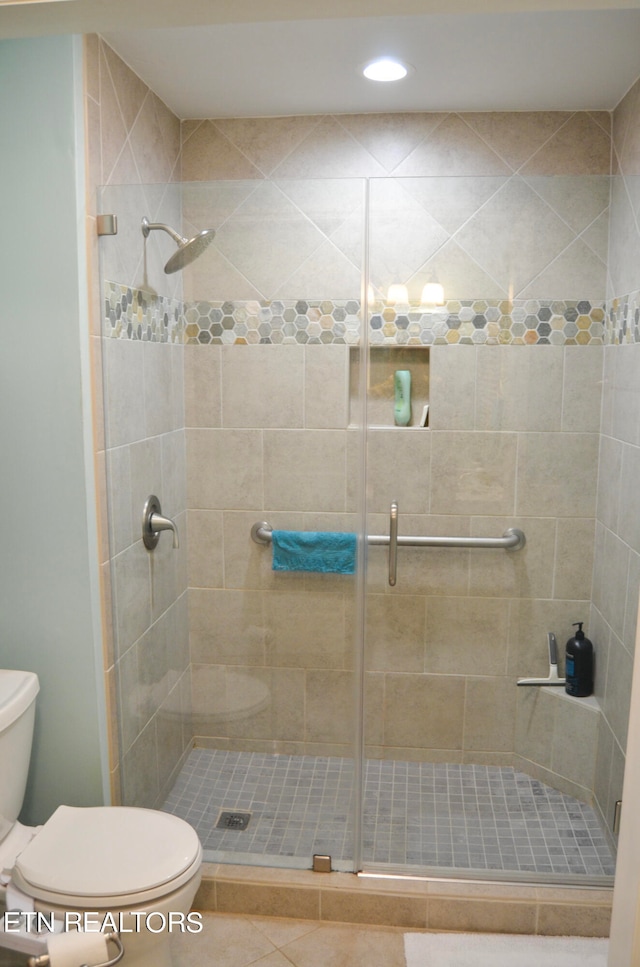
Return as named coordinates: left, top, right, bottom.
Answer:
left=187, top=510, right=224, bottom=588
left=384, top=674, right=465, bottom=749
left=187, top=428, right=263, bottom=510
left=603, top=639, right=634, bottom=752
left=474, top=345, right=563, bottom=431
left=181, top=120, right=264, bottom=181
left=221, top=345, right=304, bottom=428
left=264, top=590, right=348, bottom=668
left=271, top=116, right=387, bottom=179
left=213, top=116, right=322, bottom=176
left=305, top=670, right=356, bottom=744
left=104, top=339, right=146, bottom=447
left=550, top=696, right=599, bottom=789
left=320, top=890, right=427, bottom=928
left=185, top=345, right=222, bottom=428
left=455, top=178, right=574, bottom=297
left=340, top=113, right=444, bottom=173
left=365, top=594, right=426, bottom=672
left=522, top=113, right=611, bottom=176
left=515, top=686, right=555, bottom=769
left=554, top=518, right=596, bottom=600
left=537, top=902, right=611, bottom=937
left=516, top=432, right=599, bottom=518
left=428, top=898, right=537, bottom=933
left=365, top=429, right=430, bottom=515
left=120, top=720, right=159, bottom=807
left=430, top=431, right=517, bottom=516
left=595, top=437, right=622, bottom=532
left=468, top=516, right=555, bottom=599
left=460, top=112, right=573, bottom=171
left=112, top=540, right=151, bottom=657
left=618, top=443, right=640, bottom=554
left=189, top=589, right=265, bottom=665
left=304, top=346, right=350, bottom=429
left=395, top=114, right=511, bottom=177
left=215, top=882, right=320, bottom=919
left=264, top=430, right=347, bottom=513
left=364, top=673, right=385, bottom=747
left=425, top=597, right=509, bottom=676
left=562, top=347, right=604, bottom=432
left=518, top=237, right=607, bottom=302
left=593, top=529, right=629, bottom=641
left=429, top=345, right=476, bottom=431
left=464, top=677, right=516, bottom=753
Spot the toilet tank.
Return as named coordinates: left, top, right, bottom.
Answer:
left=0, top=670, right=39, bottom=844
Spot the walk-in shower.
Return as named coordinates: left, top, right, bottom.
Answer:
left=99, top=169, right=626, bottom=889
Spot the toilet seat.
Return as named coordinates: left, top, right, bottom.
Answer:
left=11, top=806, right=202, bottom=907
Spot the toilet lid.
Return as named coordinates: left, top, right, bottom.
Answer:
left=15, top=805, right=200, bottom=898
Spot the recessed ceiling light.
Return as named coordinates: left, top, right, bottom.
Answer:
left=362, top=58, right=409, bottom=83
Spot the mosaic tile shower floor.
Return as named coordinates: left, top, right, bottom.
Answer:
left=162, top=748, right=615, bottom=877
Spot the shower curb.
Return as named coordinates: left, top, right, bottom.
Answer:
left=193, top=863, right=611, bottom=937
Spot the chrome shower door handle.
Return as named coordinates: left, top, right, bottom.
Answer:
left=389, top=500, right=399, bottom=587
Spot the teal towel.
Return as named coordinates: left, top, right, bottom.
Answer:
left=271, top=530, right=357, bottom=574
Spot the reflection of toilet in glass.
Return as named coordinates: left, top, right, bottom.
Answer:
left=192, top=670, right=270, bottom=733
left=0, top=670, right=202, bottom=967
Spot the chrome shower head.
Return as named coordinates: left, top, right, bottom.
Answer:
left=141, top=217, right=216, bottom=274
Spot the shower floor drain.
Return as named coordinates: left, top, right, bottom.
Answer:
left=216, top=809, right=252, bottom=830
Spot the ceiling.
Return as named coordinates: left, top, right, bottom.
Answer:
left=2, top=0, right=640, bottom=118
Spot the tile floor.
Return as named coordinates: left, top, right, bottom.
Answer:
left=170, top=912, right=407, bottom=967
left=163, top=749, right=615, bottom=877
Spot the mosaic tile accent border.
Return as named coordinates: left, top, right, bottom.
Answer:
left=104, top=281, right=184, bottom=343
left=104, top=282, right=608, bottom=346
left=184, top=298, right=605, bottom=346
left=606, top=290, right=640, bottom=344
left=369, top=299, right=604, bottom=346
left=185, top=299, right=361, bottom=345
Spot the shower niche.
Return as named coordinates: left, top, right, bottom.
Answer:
left=349, top=346, right=430, bottom=428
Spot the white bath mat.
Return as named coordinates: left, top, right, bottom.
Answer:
left=404, top=932, right=608, bottom=967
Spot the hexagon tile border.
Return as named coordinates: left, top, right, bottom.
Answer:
left=104, top=281, right=640, bottom=346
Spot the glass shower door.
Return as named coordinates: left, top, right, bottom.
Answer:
left=98, top=177, right=368, bottom=871
left=360, top=174, right=616, bottom=884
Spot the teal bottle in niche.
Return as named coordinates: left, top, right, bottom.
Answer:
left=394, top=370, right=411, bottom=426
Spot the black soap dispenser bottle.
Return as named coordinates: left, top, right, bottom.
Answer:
left=565, top=622, right=594, bottom=697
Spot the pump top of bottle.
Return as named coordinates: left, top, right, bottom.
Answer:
left=572, top=622, right=585, bottom=639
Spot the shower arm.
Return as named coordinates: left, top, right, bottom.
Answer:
left=141, top=217, right=186, bottom=246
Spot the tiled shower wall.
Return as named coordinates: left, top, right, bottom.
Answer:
left=589, top=75, right=640, bottom=841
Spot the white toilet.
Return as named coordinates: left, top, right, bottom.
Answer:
left=0, top=669, right=202, bottom=967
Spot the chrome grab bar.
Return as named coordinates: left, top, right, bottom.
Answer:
left=251, top=519, right=526, bottom=553
left=388, top=500, right=399, bottom=587
left=367, top=528, right=525, bottom=550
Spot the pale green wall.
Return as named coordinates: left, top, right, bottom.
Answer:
left=0, top=34, right=108, bottom=822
